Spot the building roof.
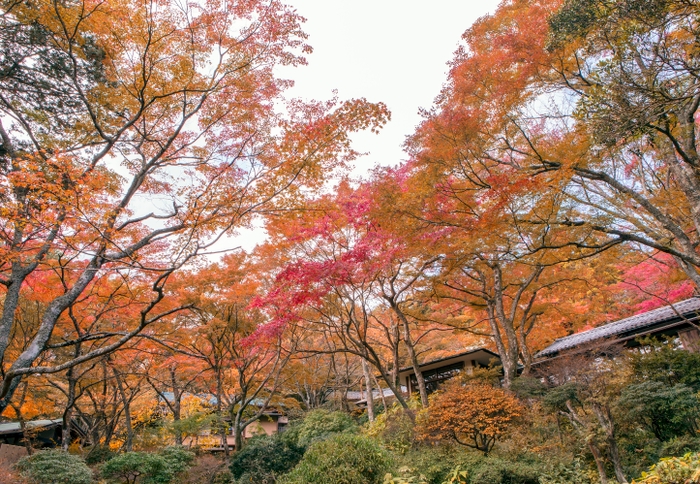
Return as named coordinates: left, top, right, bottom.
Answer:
left=536, top=297, right=700, bottom=358
left=346, top=387, right=407, bottom=401
left=0, top=419, right=62, bottom=435
left=397, top=347, right=500, bottom=374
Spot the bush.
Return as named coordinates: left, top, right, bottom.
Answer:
left=182, top=455, right=229, bottom=484
left=618, top=381, right=699, bottom=441
left=466, top=458, right=540, bottom=484
left=537, top=459, right=598, bottom=484
left=159, top=446, right=195, bottom=475
left=230, top=434, right=304, bottom=483
left=280, top=434, right=392, bottom=484
left=365, top=403, right=418, bottom=454
left=383, top=465, right=469, bottom=484
left=633, top=452, right=700, bottom=484
left=101, top=452, right=169, bottom=484
left=15, top=449, right=93, bottom=484
left=417, top=383, right=523, bottom=455
left=101, top=447, right=194, bottom=484
left=85, top=444, right=115, bottom=464
left=659, top=435, right=700, bottom=458
left=289, top=409, right=357, bottom=448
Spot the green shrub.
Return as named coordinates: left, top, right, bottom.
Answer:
left=392, top=447, right=481, bottom=484
left=230, top=434, right=304, bottom=483
left=633, top=452, right=700, bottom=483
left=101, top=452, right=169, bottom=484
left=383, top=467, right=429, bottom=484
left=85, top=444, right=115, bottom=464
left=659, top=435, right=700, bottom=458
left=159, top=446, right=195, bottom=475
left=291, top=409, right=357, bottom=448
left=101, top=447, right=194, bottom=484
left=627, top=340, right=700, bottom=392
left=212, top=469, right=235, bottom=484
left=15, top=449, right=93, bottom=484
left=537, top=459, right=598, bottom=484
left=618, top=381, right=699, bottom=441
left=383, top=465, right=469, bottom=484
left=280, top=434, right=392, bottom=484
left=467, top=458, right=540, bottom=484
left=509, top=377, right=547, bottom=399
left=365, top=403, right=417, bottom=454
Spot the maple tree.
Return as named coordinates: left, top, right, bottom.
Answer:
left=0, top=0, right=388, bottom=412
left=417, top=382, right=523, bottom=456
left=159, top=253, right=294, bottom=453
left=408, top=0, right=700, bottom=291
left=259, top=178, right=459, bottom=408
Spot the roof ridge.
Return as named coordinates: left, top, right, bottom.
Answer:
left=536, top=297, right=700, bottom=358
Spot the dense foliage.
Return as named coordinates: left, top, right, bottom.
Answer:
left=15, top=450, right=93, bottom=484
left=285, top=409, right=359, bottom=449
left=633, top=452, right=700, bottom=484
left=281, top=434, right=392, bottom=484
left=100, top=447, right=194, bottom=484
left=417, top=383, right=523, bottom=455
left=230, top=435, right=304, bottom=483
left=3, top=0, right=700, bottom=482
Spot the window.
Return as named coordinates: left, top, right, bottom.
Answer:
left=409, top=361, right=465, bottom=394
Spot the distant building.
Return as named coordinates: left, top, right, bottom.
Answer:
left=398, top=348, right=501, bottom=395
left=0, top=419, right=64, bottom=448
left=535, top=297, right=700, bottom=362
left=346, top=387, right=407, bottom=409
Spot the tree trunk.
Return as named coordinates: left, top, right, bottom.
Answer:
left=564, top=400, right=609, bottom=484
left=61, top=366, right=77, bottom=451
left=592, top=402, right=628, bottom=484
left=170, top=367, right=183, bottom=446
left=361, top=359, right=375, bottom=421
left=215, top=370, right=230, bottom=459
left=112, top=367, right=133, bottom=452
left=372, top=374, right=388, bottom=410
left=234, top=410, right=244, bottom=451
left=588, top=441, right=609, bottom=484
left=393, top=305, right=429, bottom=406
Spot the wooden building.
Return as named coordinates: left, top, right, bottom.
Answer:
left=398, top=348, right=501, bottom=395
left=534, top=297, right=700, bottom=363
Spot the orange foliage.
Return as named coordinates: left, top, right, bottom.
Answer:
left=417, top=383, right=523, bottom=455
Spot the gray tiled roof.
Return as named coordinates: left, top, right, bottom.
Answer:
left=346, top=387, right=407, bottom=401
left=536, top=297, right=700, bottom=358
left=0, top=419, right=62, bottom=435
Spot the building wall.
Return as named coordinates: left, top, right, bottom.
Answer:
left=243, top=418, right=278, bottom=438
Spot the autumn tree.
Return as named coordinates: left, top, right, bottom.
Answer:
left=417, top=382, right=523, bottom=455
left=161, top=253, right=294, bottom=453
left=541, top=347, right=632, bottom=484
left=144, top=351, right=206, bottom=446
left=408, top=0, right=700, bottom=292
left=0, top=0, right=388, bottom=412
left=259, top=180, right=458, bottom=408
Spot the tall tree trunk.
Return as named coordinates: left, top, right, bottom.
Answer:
left=588, top=441, right=609, bottom=484
left=214, top=369, right=230, bottom=458
left=372, top=374, right=387, bottom=411
left=170, top=367, right=183, bottom=446
left=592, top=403, right=628, bottom=484
left=12, top=382, right=33, bottom=455
left=234, top=410, right=244, bottom=451
left=112, top=367, right=133, bottom=452
left=492, top=265, right=521, bottom=388
left=392, top=305, right=429, bottom=406
left=361, top=359, right=375, bottom=422
left=564, top=400, right=609, bottom=484
left=62, top=407, right=73, bottom=451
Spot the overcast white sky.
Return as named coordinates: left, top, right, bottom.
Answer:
left=235, top=0, right=501, bottom=249
left=279, top=0, right=500, bottom=174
